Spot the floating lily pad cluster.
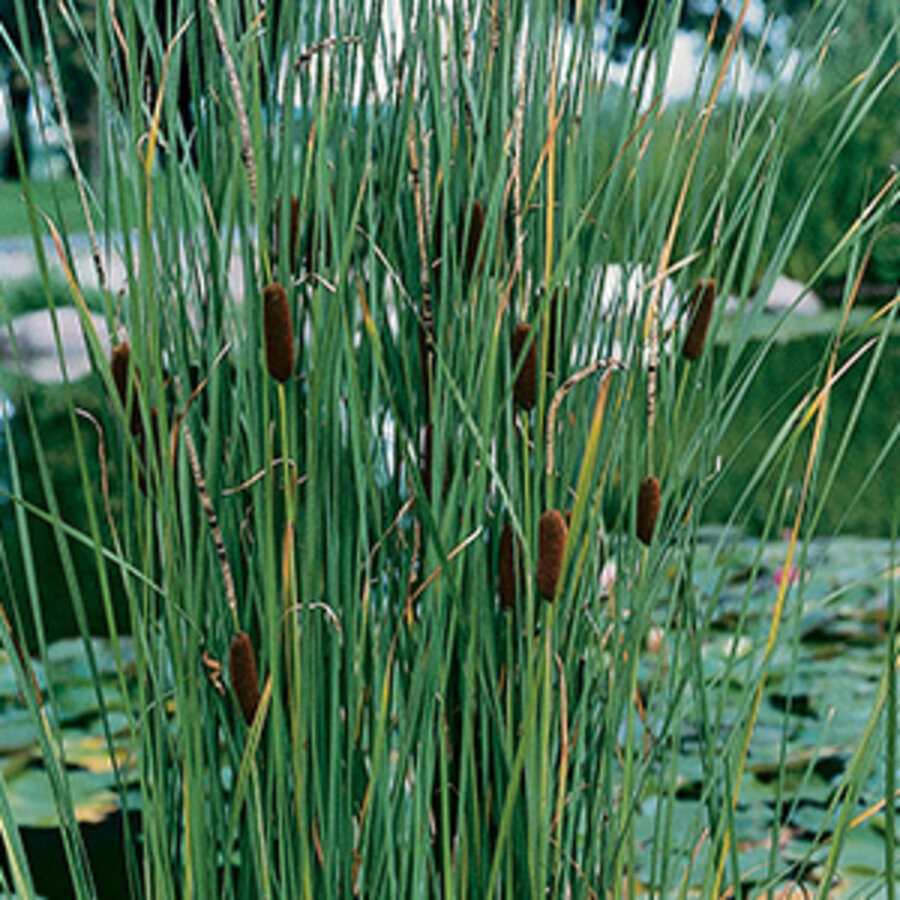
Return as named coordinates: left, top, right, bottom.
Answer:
left=0, top=638, right=137, bottom=828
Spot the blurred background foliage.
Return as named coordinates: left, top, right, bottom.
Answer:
left=3, top=1, right=895, bottom=288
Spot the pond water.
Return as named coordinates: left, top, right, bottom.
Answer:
left=629, top=533, right=900, bottom=895
left=0, top=536, right=896, bottom=895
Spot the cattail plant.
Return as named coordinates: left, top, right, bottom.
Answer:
left=431, top=195, right=487, bottom=296
left=304, top=184, right=335, bottom=272
left=537, top=509, right=568, bottom=600
left=637, top=476, right=661, bottom=546
left=263, top=282, right=295, bottom=383
left=6, top=1, right=896, bottom=895
left=110, top=341, right=141, bottom=433
left=462, top=198, right=486, bottom=282
left=110, top=341, right=131, bottom=408
left=229, top=631, right=260, bottom=725
left=682, top=279, right=716, bottom=360
left=498, top=522, right=524, bottom=611
left=111, top=341, right=160, bottom=495
left=511, top=322, right=537, bottom=410
left=273, top=194, right=301, bottom=275
left=546, top=287, right=567, bottom=379
left=138, top=407, right=161, bottom=494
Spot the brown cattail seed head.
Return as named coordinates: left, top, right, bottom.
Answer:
left=537, top=509, right=568, bottom=600
left=682, top=279, right=716, bottom=361
left=263, top=282, right=295, bottom=383
left=462, top=199, right=486, bottom=282
left=110, top=341, right=142, bottom=433
left=512, top=323, right=537, bottom=411
left=110, top=342, right=131, bottom=408
left=637, top=476, right=661, bottom=546
left=229, top=631, right=260, bottom=725
left=498, top=522, right=524, bottom=612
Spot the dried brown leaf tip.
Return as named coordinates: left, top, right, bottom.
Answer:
left=229, top=631, right=260, bottom=725
left=498, top=522, right=524, bottom=612
left=263, top=282, right=295, bottom=383
left=537, top=509, right=568, bottom=600
left=511, top=322, right=537, bottom=411
left=636, top=476, right=661, bottom=546
left=682, top=279, right=716, bottom=361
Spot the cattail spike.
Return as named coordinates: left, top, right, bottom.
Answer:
left=462, top=199, right=486, bottom=282
left=512, top=322, right=537, bottom=410
left=263, top=282, right=295, bottom=383
left=637, top=476, right=661, bottom=546
left=110, top=341, right=142, bottom=433
left=498, top=522, right=523, bottom=612
left=110, top=342, right=131, bottom=407
left=537, top=509, right=568, bottom=600
left=682, top=279, right=716, bottom=361
left=229, top=631, right=260, bottom=725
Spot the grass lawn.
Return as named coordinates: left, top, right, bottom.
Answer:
left=0, top=177, right=86, bottom=239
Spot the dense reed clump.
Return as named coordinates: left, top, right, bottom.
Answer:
left=637, top=476, right=661, bottom=546
left=511, top=322, right=537, bottom=410
left=263, top=282, right=295, bottom=383
left=682, top=279, right=716, bottom=360
left=537, top=509, right=568, bottom=600
left=229, top=631, right=260, bottom=725
left=4, top=1, right=896, bottom=896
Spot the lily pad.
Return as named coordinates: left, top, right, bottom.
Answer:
left=6, top=767, right=119, bottom=828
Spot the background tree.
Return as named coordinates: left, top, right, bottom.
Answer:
left=0, top=0, right=40, bottom=178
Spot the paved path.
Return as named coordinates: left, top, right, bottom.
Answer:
left=0, top=233, right=248, bottom=297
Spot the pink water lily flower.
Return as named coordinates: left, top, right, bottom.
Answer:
left=774, top=564, right=804, bottom=587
